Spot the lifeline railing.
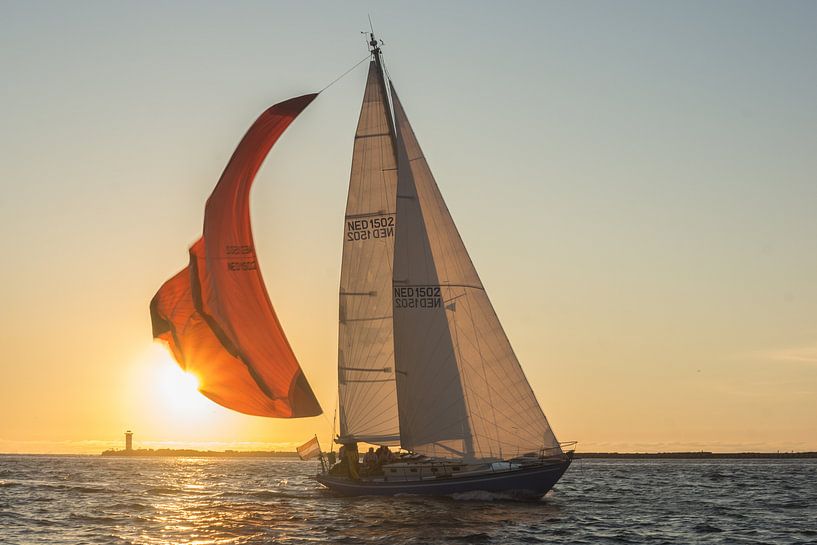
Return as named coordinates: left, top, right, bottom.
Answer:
left=538, top=441, right=578, bottom=459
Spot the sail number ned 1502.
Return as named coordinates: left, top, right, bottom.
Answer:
left=346, top=215, right=395, bottom=241
left=394, top=286, right=442, bottom=309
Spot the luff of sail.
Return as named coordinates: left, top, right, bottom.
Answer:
left=150, top=94, right=322, bottom=418
left=337, top=62, right=400, bottom=445
left=390, top=83, right=561, bottom=461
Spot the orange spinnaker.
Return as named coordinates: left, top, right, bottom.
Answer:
left=150, top=94, right=321, bottom=418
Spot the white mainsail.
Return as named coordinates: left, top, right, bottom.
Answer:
left=390, top=83, right=561, bottom=462
left=337, top=61, right=400, bottom=445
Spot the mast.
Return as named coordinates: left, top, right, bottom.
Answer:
left=367, top=31, right=397, bottom=148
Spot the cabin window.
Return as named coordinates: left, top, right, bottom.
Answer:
left=389, top=469, right=397, bottom=473
left=452, top=466, right=460, bottom=471
left=410, top=468, right=417, bottom=473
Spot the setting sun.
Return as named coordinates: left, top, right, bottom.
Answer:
left=157, top=362, right=203, bottom=414
left=127, top=345, right=236, bottom=434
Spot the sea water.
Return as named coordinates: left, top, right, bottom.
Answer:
left=1, top=456, right=815, bottom=544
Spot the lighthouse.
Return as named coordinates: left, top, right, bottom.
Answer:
left=125, top=430, right=133, bottom=452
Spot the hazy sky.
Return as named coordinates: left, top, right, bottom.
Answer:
left=1, top=1, right=815, bottom=454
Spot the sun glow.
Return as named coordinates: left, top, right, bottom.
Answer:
left=157, top=362, right=205, bottom=415
left=131, top=344, right=230, bottom=429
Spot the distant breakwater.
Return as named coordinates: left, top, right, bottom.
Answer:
left=99, top=449, right=817, bottom=459
left=101, top=449, right=299, bottom=458
left=574, top=451, right=817, bottom=459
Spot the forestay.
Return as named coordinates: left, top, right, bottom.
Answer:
left=390, top=83, right=561, bottom=461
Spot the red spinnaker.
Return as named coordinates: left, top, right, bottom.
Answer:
left=150, top=94, right=321, bottom=418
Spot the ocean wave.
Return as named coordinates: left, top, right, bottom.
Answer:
left=68, top=513, right=124, bottom=524
left=144, top=486, right=182, bottom=495
left=449, top=490, right=542, bottom=502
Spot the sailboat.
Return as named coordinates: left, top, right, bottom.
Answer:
left=150, top=33, right=573, bottom=499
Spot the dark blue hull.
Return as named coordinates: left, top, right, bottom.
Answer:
left=316, top=458, right=572, bottom=499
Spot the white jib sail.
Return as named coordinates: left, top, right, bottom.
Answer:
left=390, top=83, right=561, bottom=461
left=337, top=62, right=401, bottom=445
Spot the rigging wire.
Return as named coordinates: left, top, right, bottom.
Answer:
left=320, top=410, right=335, bottom=453
left=319, top=54, right=372, bottom=94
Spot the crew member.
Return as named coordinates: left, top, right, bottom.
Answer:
left=363, top=447, right=378, bottom=473
left=345, top=442, right=360, bottom=480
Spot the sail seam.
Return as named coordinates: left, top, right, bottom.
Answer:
left=355, top=132, right=392, bottom=139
